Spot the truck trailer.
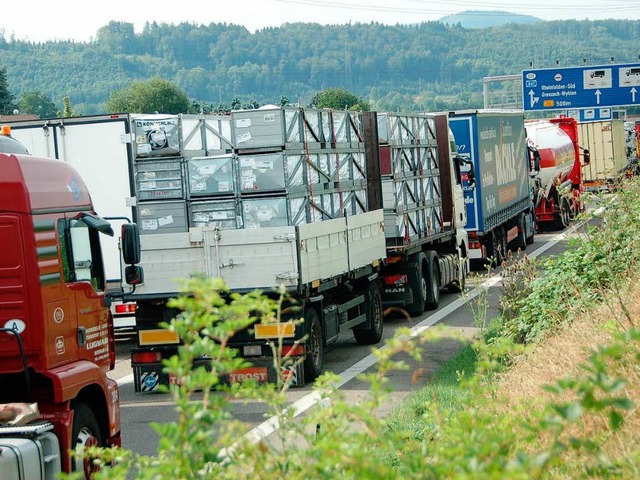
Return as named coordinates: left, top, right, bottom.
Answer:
left=525, top=116, right=588, bottom=229
left=7, top=109, right=468, bottom=391
left=375, top=113, right=468, bottom=316
left=0, top=127, right=141, bottom=479
left=578, top=119, right=627, bottom=191
left=447, top=110, right=535, bottom=266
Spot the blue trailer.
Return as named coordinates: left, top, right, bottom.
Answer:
left=448, top=110, right=535, bottom=266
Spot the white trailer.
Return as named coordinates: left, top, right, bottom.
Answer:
left=579, top=119, right=628, bottom=191
left=7, top=113, right=232, bottom=329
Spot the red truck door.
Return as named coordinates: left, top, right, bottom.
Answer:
left=60, top=216, right=112, bottom=370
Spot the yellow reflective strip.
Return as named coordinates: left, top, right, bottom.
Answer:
left=254, top=323, right=295, bottom=339
left=139, top=329, right=180, bottom=345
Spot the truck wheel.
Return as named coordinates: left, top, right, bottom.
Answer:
left=303, top=308, right=324, bottom=382
left=407, top=253, right=427, bottom=316
left=447, top=249, right=467, bottom=293
left=354, top=283, right=383, bottom=345
left=525, top=213, right=535, bottom=245
left=510, top=213, right=527, bottom=251
left=425, top=251, right=440, bottom=310
left=71, top=402, right=103, bottom=479
left=488, top=228, right=506, bottom=267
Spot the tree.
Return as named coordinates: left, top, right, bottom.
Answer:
left=106, top=78, right=190, bottom=114
left=60, top=96, right=78, bottom=117
left=0, top=66, right=17, bottom=115
left=277, top=96, right=289, bottom=107
left=18, top=91, right=58, bottom=118
left=309, top=87, right=370, bottom=111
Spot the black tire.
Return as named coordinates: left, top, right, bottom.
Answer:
left=447, top=249, right=467, bottom=294
left=354, top=283, right=383, bottom=345
left=487, top=228, right=506, bottom=268
left=407, top=253, right=427, bottom=316
left=303, top=308, right=323, bottom=382
left=498, top=228, right=508, bottom=263
left=526, top=213, right=535, bottom=245
left=71, top=402, right=103, bottom=478
left=425, top=251, right=440, bottom=310
left=510, top=213, right=527, bottom=252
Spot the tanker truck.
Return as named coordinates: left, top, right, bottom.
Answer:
left=0, top=126, right=142, bottom=479
left=525, top=116, right=589, bottom=229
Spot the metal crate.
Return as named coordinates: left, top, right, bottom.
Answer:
left=239, top=152, right=287, bottom=193
left=180, top=114, right=233, bottom=157
left=287, top=185, right=368, bottom=225
left=187, top=155, right=236, bottom=197
left=138, top=200, right=188, bottom=235
left=241, top=197, right=289, bottom=229
left=377, top=112, right=436, bottom=146
left=231, top=107, right=363, bottom=151
left=285, top=149, right=366, bottom=191
left=189, top=200, right=240, bottom=230
left=132, top=114, right=181, bottom=158
left=135, top=159, right=184, bottom=201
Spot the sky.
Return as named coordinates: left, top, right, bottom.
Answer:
left=2, top=0, right=640, bottom=43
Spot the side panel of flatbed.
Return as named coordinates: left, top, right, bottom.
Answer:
left=132, top=210, right=386, bottom=296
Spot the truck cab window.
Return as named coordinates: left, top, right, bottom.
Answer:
left=58, top=218, right=106, bottom=291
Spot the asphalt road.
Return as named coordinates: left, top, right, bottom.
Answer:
left=108, top=226, right=574, bottom=457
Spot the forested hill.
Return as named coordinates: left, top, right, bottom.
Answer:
left=2, top=19, right=640, bottom=115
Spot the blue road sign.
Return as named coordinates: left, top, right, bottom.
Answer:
left=522, top=63, right=640, bottom=111
left=565, top=107, right=613, bottom=123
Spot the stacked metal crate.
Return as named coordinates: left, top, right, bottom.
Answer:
left=229, top=106, right=368, bottom=228
left=130, top=108, right=370, bottom=234
left=376, top=112, right=443, bottom=245
left=131, top=114, right=188, bottom=236
left=132, top=113, right=234, bottom=235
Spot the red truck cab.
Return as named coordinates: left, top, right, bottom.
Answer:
left=0, top=127, right=123, bottom=476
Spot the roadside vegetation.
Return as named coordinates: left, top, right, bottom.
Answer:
left=70, top=179, right=640, bottom=479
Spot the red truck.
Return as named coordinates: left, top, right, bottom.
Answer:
left=0, top=126, right=141, bottom=479
left=525, top=116, right=590, bottom=229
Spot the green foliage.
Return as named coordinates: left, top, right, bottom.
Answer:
left=498, top=181, right=640, bottom=343
left=17, top=90, right=58, bottom=117
left=309, top=87, right=370, bottom=111
left=60, top=96, right=78, bottom=117
left=106, top=78, right=190, bottom=114
left=3, top=19, right=640, bottom=114
left=0, top=66, right=17, bottom=114
left=66, top=278, right=437, bottom=479
left=66, top=181, right=640, bottom=479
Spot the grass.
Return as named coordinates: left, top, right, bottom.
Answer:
left=385, top=343, right=477, bottom=437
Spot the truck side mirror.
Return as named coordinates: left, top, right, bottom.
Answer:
left=455, top=155, right=475, bottom=188
left=528, top=146, right=541, bottom=174
left=125, top=265, right=144, bottom=285
left=121, top=223, right=141, bottom=265
left=583, top=149, right=591, bottom=166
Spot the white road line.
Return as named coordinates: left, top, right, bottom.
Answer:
left=116, top=373, right=133, bottom=386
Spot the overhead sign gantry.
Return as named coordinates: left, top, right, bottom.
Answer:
left=522, top=63, right=640, bottom=112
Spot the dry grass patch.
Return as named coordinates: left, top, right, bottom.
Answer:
left=488, top=281, right=640, bottom=477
